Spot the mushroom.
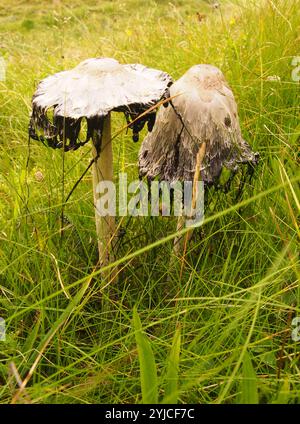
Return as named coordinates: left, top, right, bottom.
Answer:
left=29, top=57, right=172, bottom=269
left=139, top=64, right=259, bottom=253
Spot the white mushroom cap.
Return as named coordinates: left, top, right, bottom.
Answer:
left=29, top=57, right=172, bottom=150
left=139, top=64, right=258, bottom=185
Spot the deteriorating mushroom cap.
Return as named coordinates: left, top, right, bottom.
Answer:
left=29, top=58, right=173, bottom=151
left=139, top=64, right=259, bottom=185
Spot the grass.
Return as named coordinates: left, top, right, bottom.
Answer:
left=0, top=0, right=299, bottom=404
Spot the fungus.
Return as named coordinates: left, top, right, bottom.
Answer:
left=139, top=64, right=259, bottom=252
left=29, top=57, right=172, bottom=268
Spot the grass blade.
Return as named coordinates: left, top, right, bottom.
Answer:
left=273, top=379, right=290, bottom=404
left=133, top=306, right=158, bottom=404
left=238, top=350, right=258, bottom=404
left=162, top=324, right=181, bottom=404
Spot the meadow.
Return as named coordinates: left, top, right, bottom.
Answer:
left=0, top=0, right=299, bottom=404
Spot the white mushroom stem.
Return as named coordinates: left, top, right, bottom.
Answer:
left=92, top=114, right=116, bottom=271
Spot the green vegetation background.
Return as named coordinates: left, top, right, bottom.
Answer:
left=0, top=0, right=299, bottom=404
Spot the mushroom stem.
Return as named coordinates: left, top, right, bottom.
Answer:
left=174, top=142, right=206, bottom=258
left=92, top=114, right=116, bottom=275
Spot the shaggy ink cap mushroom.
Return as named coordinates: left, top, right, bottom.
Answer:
left=28, top=58, right=172, bottom=270
left=29, top=57, right=173, bottom=151
left=139, top=64, right=259, bottom=186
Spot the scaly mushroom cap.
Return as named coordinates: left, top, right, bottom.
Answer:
left=29, top=58, right=173, bottom=151
left=139, top=64, right=258, bottom=185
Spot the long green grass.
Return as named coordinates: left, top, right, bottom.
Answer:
left=0, top=0, right=299, bottom=404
